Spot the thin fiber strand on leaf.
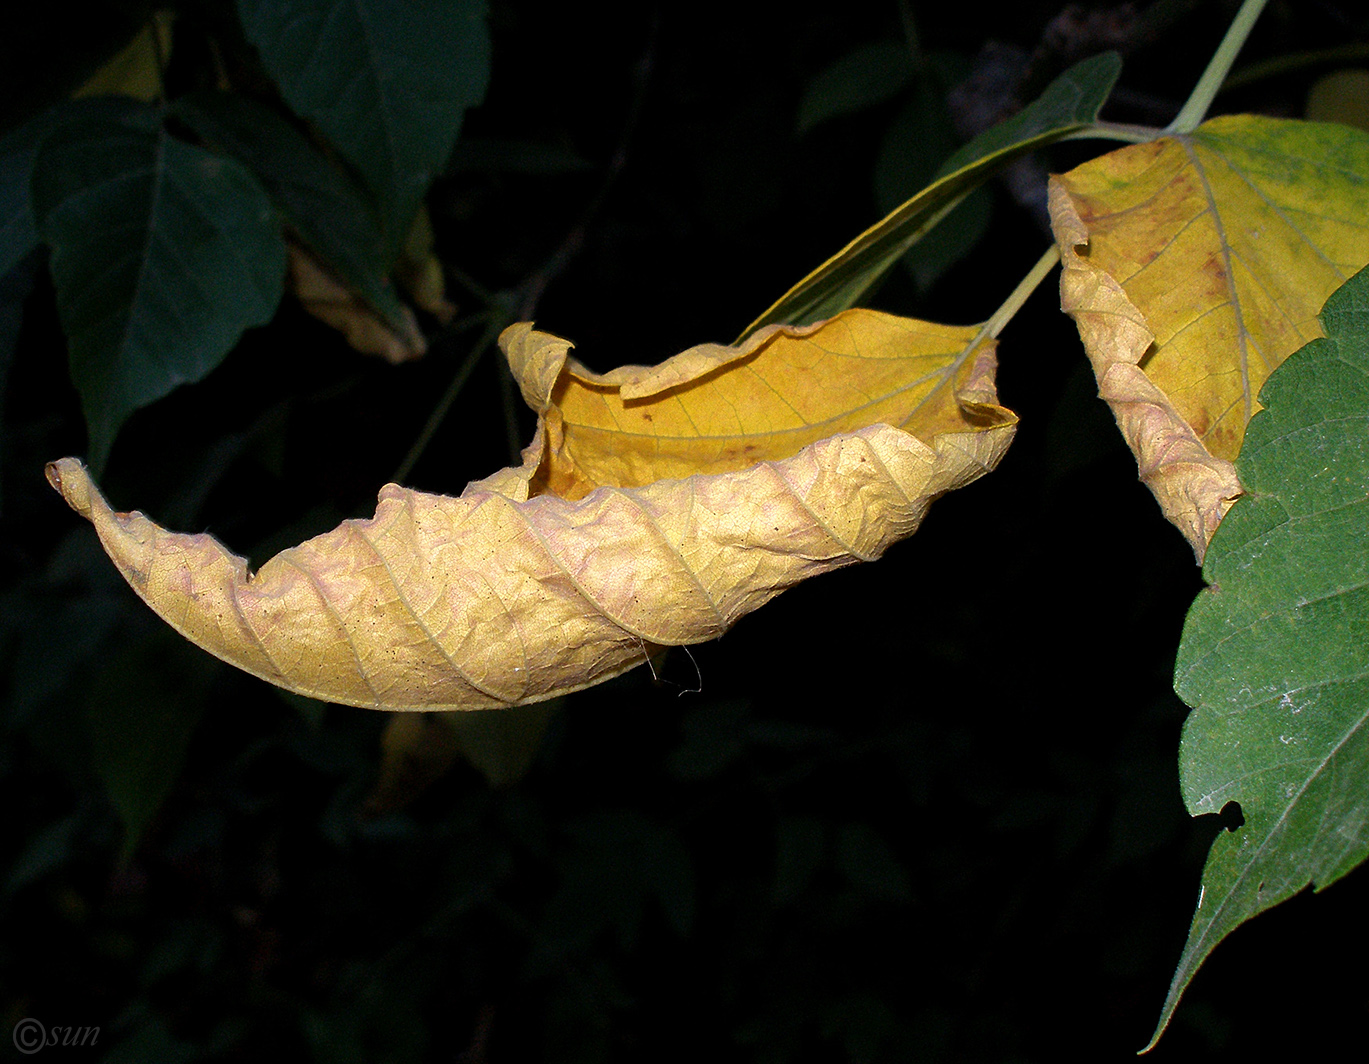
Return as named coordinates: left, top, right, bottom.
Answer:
left=48, top=308, right=1015, bottom=711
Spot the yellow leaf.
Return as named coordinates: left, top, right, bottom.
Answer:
left=394, top=206, right=456, bottom=324
left=74, top=12, right=174, bottom=103
left=1050, top=114, right=1369, bottom=557
left=287, top=243, right=427, bottom=364
left=46, top=308, right=1015, bottom=711
left=366, top=713, right=460, bottom=812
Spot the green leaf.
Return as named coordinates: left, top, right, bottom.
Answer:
left=86, top=628, right=218, bottom=863
left=171, top=91, right=407, bottom=331
left=236, top=0, right=491, bottom=258
left=933, top=51, right=1121, bottom=180
left=836, top=822, right=913, bottom=901
left=0, top=256, right=37, bottom=509
left=1152, top=263, right=1369, bottom=1048
left=874, top=77, right=991, bottom=292
left=796, top=41, right=914, bottom=133
left=32, top=106, right=286, bottom=472
left=0, top=102, right=102, bottom=280
left=743, top=50, right=1122, bottom=336
left=0, top=130, right=40, bottom=281
left=445, top=700, right=559, bottom=789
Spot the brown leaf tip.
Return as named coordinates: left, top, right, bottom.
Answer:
left=45, top=457, right=94, bottom=519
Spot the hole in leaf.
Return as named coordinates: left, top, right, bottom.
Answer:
left=1218, top=800, right=1244, bottom=832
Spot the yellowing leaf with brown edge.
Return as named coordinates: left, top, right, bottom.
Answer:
left=1050, top=114, right=1369, bottom=558
left=46, top=308, right=1015, bottom=711
left=287, top=243, right=426, bottom=364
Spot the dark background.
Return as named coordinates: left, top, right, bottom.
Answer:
left=3, top=1, right=1368, bottom=1060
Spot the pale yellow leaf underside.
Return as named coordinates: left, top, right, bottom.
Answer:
left=48, top=308, right=1015, bottom=711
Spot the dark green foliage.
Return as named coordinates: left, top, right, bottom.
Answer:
left=750, top=48, right=1121, bottom=332
left=171, top=91, right=406, bottom=331
left=34, top=104, right=285, bottom=472
left=235, top=0, right=491, bottom=258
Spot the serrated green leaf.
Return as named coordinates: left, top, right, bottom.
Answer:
left=171, top=90, right=407, bottom=331
left=33, top=106, right=286, bottom=472
left=1152, top=264, right=1369, bottom=1048
left=236, top=0, right=490, bottom=258
left=796, top=40, right=914, bottom=133
left=743, top=50, right=1121, bottom=336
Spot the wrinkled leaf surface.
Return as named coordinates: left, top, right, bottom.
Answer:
left=1152, top=264, right=1369, bottom=1047
left=1051, top=114, right=1369, bottom=556
left=48, top=309, right=1015, bottom=711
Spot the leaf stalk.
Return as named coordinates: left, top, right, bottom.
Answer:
left=392, top=314, right=507, bottom=484
left=984, top=243, right=1061, bottom=344
left=1167, top=0, right=1269, bottom=134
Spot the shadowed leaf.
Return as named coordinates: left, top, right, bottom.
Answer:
left=236, top=0, right=490, bottom=258
left=72, top=11, right=173, bottom=103
left=87, top=628, right=218, bottom=862
left=171, top=90, right=411, bottom=336
left=796, top=41, right=914, bottom=133
left=32, top=105, right=286, bottom=472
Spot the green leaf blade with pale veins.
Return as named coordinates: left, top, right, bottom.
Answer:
left=1152, top=264, right=1369, bottom=1049
left=236, top=0, right=491, bottom=259
left=33, top=106, right=286, bottom=472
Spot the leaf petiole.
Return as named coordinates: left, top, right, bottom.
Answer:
left=1063, top=121, right=1161, bottom=145
left=980, top=243, right=1061, bottom=348
left=392, top=314, right=508, bottom=484
left=1167, top=0, right=1269, bottom=134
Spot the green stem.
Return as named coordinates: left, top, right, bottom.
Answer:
left=952, top=243, right=1059, bottom=374
left=1167, top=0, right=1269, bottom=133
left=983, top=243, right=1060, bottom=344
left=1063, top=121, right=1163, bottom=145
left=446, top=263, right=501, bottom=308
left=392, top=316, right=506, bottom=484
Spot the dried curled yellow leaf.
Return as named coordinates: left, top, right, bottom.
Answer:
left=47, top=308, right=1015, bottom=711
left=1050, top=114, right=1369, bottom=557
